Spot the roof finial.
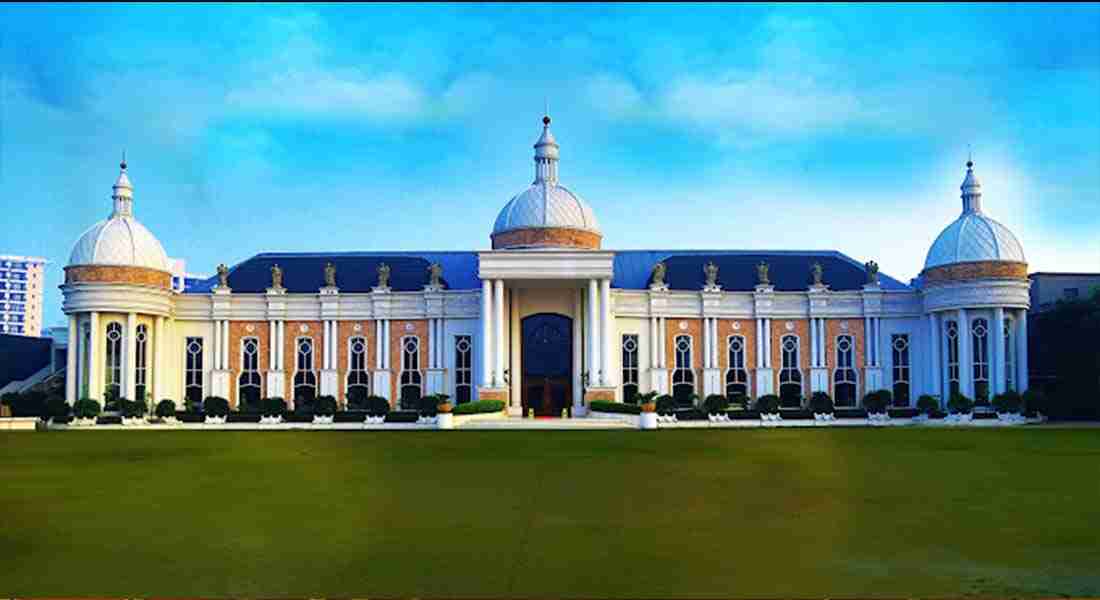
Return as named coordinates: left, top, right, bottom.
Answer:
left=967, top=144, right=973, bottom=169
left=120, top=149, right=127, bottom=171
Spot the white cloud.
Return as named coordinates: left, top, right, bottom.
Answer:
left=225, top=69, right=427, bottom=121
left=583, top=73, right=644, bottom=119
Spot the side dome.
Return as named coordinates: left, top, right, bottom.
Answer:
left=490, top=116, right=603, bottom=250
left=68, top=216, right=170, bottom=271
left=922, top=161, right=1027, bottom=284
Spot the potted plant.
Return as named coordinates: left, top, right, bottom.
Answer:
left=1022, top=388, right=1047, bottom=420
left=992, top=391, right=1024, bottom=422
left=655, top=394, right=676, bottom=422
left=703, top=394, right=729, bottom=421
left=155, top=399, right=178, bottom=424
left=261, top=397, right=287, bottom=424
left=202, top=396, right=230, bottom=424
left=72, top=398, right=101, bottom=426
left=120, top=397, right=146, bottom=425
left=728, top=393, right=749, bottom=411
left=44, top=395, right=71, bottom=426
left=346, top=388, right=369, bottom=412
left=434, top=394, right=454, bottom=429
left=863, top=390, right=889, bottom=421
left=916, top=395, right=939, bottom=421
left=946, top=392, right=974, bottom=423
left=810, top=391, right=834, bottom=421
left=313, top=395, right=338, bottom=424
left=756, top=394, right=781, bottom=421
left=366, top=395, right=390, bottom=424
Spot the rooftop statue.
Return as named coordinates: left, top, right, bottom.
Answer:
left=866, top=260, right=880, bottom=285
left=377, top=262, right=391, bottom=288
left=271, top=264, right=284, bottom=290
left=428, top=263, right=444, bottom=288
left=652, top=261, right=666, bottom=287
left=704, top=261, right=719, bottom=288
left=216, top=263, right=229, bottom=288
left=324, top=261, right=337, bottom=287
left=811, top=262, right=824, bottom=286
left=756, top=261, right=770, bottom=285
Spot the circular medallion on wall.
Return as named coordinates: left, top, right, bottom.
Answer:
left=245, top=324, right=255, bottom=333
left=785, top=321, right=795, bottom=331
left=678, top=321, right=688, bottom=331
left=405, top=323, right=415, bottom=332
left=300, top=324, right=309, bottom=333
left=840, top=321, right=849, bottom=331
left=732, top=322, right=741, bottom=331
left=353, top=323, right=362, bottom=333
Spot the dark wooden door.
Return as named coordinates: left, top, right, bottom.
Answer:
left=521, top=313, right=572, bottom=417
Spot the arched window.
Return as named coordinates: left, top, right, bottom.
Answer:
left=346, top=336, right=370, bottom=406
left=1004, top=318, right=1015, bottom=391
left=945, top=321, right=960, bottom=397
left=833, top=335, right=858, bottom=407
left=185, top=337, right=203, bottom=407
left=779, top=334, right=802, bottom=407
left=725, top=335, right=749, bottom=398
left=672, top=334, right=695, bottom=407
left=135, top=324, right=148, bottom=403
left=238, top=337, right=262, bottom=410
left=891, top=334, right=910, bottom=406
left=454, top=335, right=472, bottom=404
left=293, top=337, right=317, bottom=408
left=971, top=318, right=990, bottom=402
left=621, top=334, right=639, bottom=403
left=105, top=322, right=123, bottom=404
left=400, top=335, right=422, bottom=409
left=81, top=322, right=91, bottom=397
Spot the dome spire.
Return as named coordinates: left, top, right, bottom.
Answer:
left=111, top=152, right=134, bottom=218
left=533, top=113, right=559, bottom=184
left=960, top=157, right=982, bottom=214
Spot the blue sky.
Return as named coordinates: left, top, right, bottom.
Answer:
left=2, top=3, right=1098, bottom=327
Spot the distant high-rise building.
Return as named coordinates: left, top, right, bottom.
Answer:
left=0, top=255, right=47, bottom=337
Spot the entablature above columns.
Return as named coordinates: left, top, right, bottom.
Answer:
left=173, top=289, right=482, bottom=322
left=611, top=288, right=922, bottom=319
left=60, top=283, right=174, bottom=317
left=922, top=279, right=1031, bottom=313
left=477, top=250, right=615, bottom=281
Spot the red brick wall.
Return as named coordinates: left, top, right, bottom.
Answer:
left=336, top=320, right=375, bottom=407
left=389, top=319, right=428, bottom=404
left=227, top=321, right=271, bottom=408
left=771, top=319, right=810, bottom=397
left=284, top=320, right=324, bottom=402
left=824, top=319, right=866, bottom=396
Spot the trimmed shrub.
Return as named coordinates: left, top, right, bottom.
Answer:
left=156, top=399, right=176, bottom=418
left=947, top=392, right=974, bottom=415
left=888, top=407, right=920, bottom=418
left=121, top=398, right=147, bottom=418
left=810, top=391, right=834, bottom=414
left=346, top=387, right=369, bottom=411
left=385, top=410, right=420, bottom=423
left=314, top=395, right=338, bottom=416
left=589, top=400, right=641, bottom=415
left=5, top=391, right=47, bottom=417
left=728, top=393, right=749, bottom=409
left=367, top=395, right=391, bottom=417
left=863, top=390, right=889, bottom=413
left=202, top=396, right=230, bottom=417
left=703, top=394, right=729, bottom=415
left=917, top=395, right=939, bottom=415
left=418, top=394, right=439, bottom=417
left=655, top=394, right=676, bottom=416
left=452, top=399, right=505, bottom=415
left=992, top=391, right=1023, bottom=413
left=294, top=393, right=316, bottom=414
left=45, top=395, right=70, bottom=419
left=1022, top=388, right=1048, bottom=416
left=755, top=394, right=780, bottom=414
left=74, top=398, right=101, bottom=419
left=262, top=397, right=287, bottom=417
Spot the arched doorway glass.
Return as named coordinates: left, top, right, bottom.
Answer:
left=521, top=313, right=573, bottom=417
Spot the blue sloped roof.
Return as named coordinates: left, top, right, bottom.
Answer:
left=185, top=252, right=482, bottom=294
left=0, top=333, right=52, bottom=389
left=185, top=249, right=908, bottom=294
left=612, top=250, right=909, bottom=291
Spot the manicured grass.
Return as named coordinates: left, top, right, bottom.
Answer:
left=2, top=429, right=1099, bottom=597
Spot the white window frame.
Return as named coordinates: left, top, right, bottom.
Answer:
left=891, top=333, right=910, bottom=406
left=833, top=334, right=858, bottom=407
left=779, top=334, right=803, bottom=404
left=621, top=334, right=639, bottom=402
left=293, top=336, right=318, bottom=404
left=400, top=335, right=422, bottom=408
left=238, top=336, right=263, bottom=406
left=945, top=320, right=960, bottom=397
left=105, top=322, right=123, bottom=401
left=454, top=335, right=472, bottom=403
left=135, top=324, right=149, bottom=402
left=346, top=335, right=370, bottom=401
left=725, top=335, right=749, bottom=397
left=185, top=337, right=204, bottom=405
left=672, top=334, right=695, bottom=403
left=971, top=318, right=990, bottom=401
left=1004, top=318, right=1015, bottom=391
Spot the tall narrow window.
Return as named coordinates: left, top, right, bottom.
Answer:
left=346, top=336, right=370, bottom=406
left=238, top=337, right=262, bottom=409
left=833, top=335, right=858, bottom=406
left=891, top=334, right=910, bottom=406
left=293, top=337, right=317, bottom=407
left=725, top=335, right=748, bottom=398
left=621, top=334, right=639, bottom=403
left=105, top=322, right=123, bottom=403
left=81, top=322, right=91, bottom=397
left=135, top=324, right=148, bottom=403
left=672, top=335, right=695, bottom=407
left=779, top=335, right=802, bottom=407
left=945, top=321, right=960, bottom=397
left=400, top=336, right=422, bottom=409
left=972, top=318, right=989, bottom=402
left=454, top=335, right=472, bottom=404
left=1004, top=318, right=1015, bottom=391
left=185, top=337, right=204, bottom=407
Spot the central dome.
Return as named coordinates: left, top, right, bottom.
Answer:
left=491, top=116, right=602, bottom=250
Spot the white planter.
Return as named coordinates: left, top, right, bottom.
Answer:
left=260, top=415, right=284, bottom=425
left=312, top=415, right=334, bottom=424
left=868, top=412, right=890, bottom=422
left=71, top=417, right=97, bottom=427
left=945, top=413, right=973, bottom=424
left=204, top=415, right=227, bottom=425
left=437, top=412, right=454, bottom=429
left=639, top=412, right=658, bottom=429
left=657, top=414, right=678, bottom=423
left=365, top=415, right=386, bottom=425
left=813, top=413, right=836, bottom=421
left=997, top=412, right=1025, bottom=423
left=760, top=413, right=782, bottom=422
left=160, top=416, right=179, bottom=425
left=706, top=413, right=729, bottom=423
left=121, top=417, right=145, bottom=426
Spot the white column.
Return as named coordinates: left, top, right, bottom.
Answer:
left=493, top=280, right=505, bottom=388
left=269, top=321, right=277, bottom=370
left=376, top=320, right=384, bottom=370
left=755, top=319, right=763, bottom=369
left=764, top=318, right=772, bottom=368
left=428, top=318, right=437, bottom=369
left=587, top=279, right=599, bottom=385
left=66, top=315, right=78, bottom=404
left=277, top=321, right=285, bottom=371
left=212, top=319, right=222, bottom=372
left=957, top=308, right=971, bottom=398
left=992, top=307, right=1005, bottom=395
left=223, top=320, right=231, bottom=371
left=659, top=317, right=667, bottom=368
left=1017, top=310, right=1029, bottom=392
left=383, top=319, right=391, bottom=369
left=481, top=280, right=492, bottom=387
left=573, top=287, right=584, bottom=408
left=600, top=278, right=612, bottom=386
left=928, top=313, right=941, bottom=403
left=818, top=319, right=826, bottom=367
left=88, top=311, right=100, bottom=400
left=810, top=318, right=819, bottom=368
left=153, top=316, right=164, bottom=403
left=125, top=312, right=137, bottom=400
left=649, top=317, right=658, bottom=371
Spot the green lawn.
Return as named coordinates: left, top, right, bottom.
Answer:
left=2, top=429, right=1099, bottom=598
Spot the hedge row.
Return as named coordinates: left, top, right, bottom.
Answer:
left=452, top=400, right=506, bottom=415
left=589, top=401, right=641, bottom=415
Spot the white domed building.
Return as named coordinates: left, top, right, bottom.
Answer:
left=59, top=118, right=1029, bottom=418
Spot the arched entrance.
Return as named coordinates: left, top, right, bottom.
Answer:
left=521, top=313, right=573, bottom=417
